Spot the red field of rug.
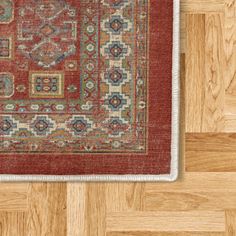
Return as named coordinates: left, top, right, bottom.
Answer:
left=0, top=0, right=179, bottom=181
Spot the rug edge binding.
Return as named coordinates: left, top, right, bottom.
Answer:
left=0, top=0, right=180, bottom=182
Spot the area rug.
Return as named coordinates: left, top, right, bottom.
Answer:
left=0, top=0, right=180, bottom=181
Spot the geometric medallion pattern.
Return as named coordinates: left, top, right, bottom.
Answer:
left=29, top=72, right=64, bottom=98
left=0, top=0, right=149, bottom=153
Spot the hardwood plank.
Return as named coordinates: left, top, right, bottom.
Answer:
left=202, top=14, right=225, bottom=132
left=107, top=232, right=224, bottom=236
left=144, top=191, right=236, bottom=211
left=224, top=0, right=236, bottom=132
left=226, top=211, right=236, bottom=236
left=186, top=133, right=236, bottom=171
left=26, top=183, right=67, bottom=236
left=106, top=183, right=145, bottom=212
left=186, top=152, right=236, bottom=171
left=145, top=173, right=236, bottom=192
left=67, top=183, right=86, bottom=236
left=224, top=0, right=236, bottom=89
left=0, top=212, right=26, bottom=236
left=0, top=184, right=28, bottom=211
left=186, top=133, right=236, bottom=152
left=186, top=14, right=205, bottom=132
left=181, top=0, right=225, bottom=13
left=106, top=211, right=225, bottom=232
left=85, top=183, right=106, bottom=236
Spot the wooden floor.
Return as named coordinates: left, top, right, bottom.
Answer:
left=1, top=0, right=236, bottom=235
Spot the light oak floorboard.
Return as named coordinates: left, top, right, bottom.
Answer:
left=186, top=14, right=206, bottom=132
left=67, top=183, right=86, bottom=236
left=26, top=183, right=67, bottom=236
left=0, top=184, right=28, bottom=211
left=182, top=0, right=225, bottom=13
left=0, top=212, right=26, bottom=236
left=226, top=211, right=236, bottom=236
left=186, top=133, right=236, bottom=171
left=106, top=212, right=225, bottom=232
left=106, top=232, right=225, bottom=236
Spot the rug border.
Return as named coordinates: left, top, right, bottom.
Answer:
left=0, top=0, right=180, bottom=182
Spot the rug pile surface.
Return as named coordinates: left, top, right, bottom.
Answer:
left=0, top=0, right=179, bottom=181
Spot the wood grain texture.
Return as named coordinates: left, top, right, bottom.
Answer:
left=202, top=14, right=225, bottom=132
left=85, top=184, right=106, bottom=236
left=145, top=173, right=236, bottom=191
left=144, top=191, right=236, bottom=211
left=67, top=183, right=86, bottom=236
left=0, top=184, right=28, bottom=211
left=218, top=0, right=235, bottom=132
left=0, top=212, right=26, bottom=236
left=186, top=133, right=236, bottom=171
left=106, top=183, right=145, bottom=212
left=106, top=212, right=225, bottom=232
left=186, top=14, right=206, bottom=132
left=224, top=0, right=236, bottom=90
left=182, top=0, right=225, bottom=12
left=226, top=211, right=236, bottom=236
left=0, top=0, right=236, bottom=235
left=106, top=232, right=225, bottom=236
left=26, top=183, right=67, bottom=236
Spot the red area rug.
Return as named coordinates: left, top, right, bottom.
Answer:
left=0, top=0, right=180, bottom=181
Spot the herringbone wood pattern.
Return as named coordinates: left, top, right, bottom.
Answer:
left=0, top=0, right=236, bottom=235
